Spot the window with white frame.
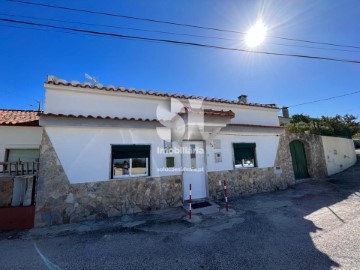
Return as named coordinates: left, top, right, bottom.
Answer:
left=111, top=145, right=150, bottom=178
left=233, top=143, right=256, bottom=168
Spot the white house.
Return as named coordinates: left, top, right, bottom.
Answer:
left=0, top=77, right=356, bottom=227
left=28, top=76, right=356, bottom=226
left=35, top=75, right=286, bottom=226
left=0, top=110, right=42, bottom=229
left=0, top=78, right=356, bottom=228
left=0, top=110, right=42, bottom=170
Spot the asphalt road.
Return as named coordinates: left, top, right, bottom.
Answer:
left=1, top=155, right=360, bottom=270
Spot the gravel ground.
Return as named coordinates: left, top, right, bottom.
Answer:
left=1, top=155, right=359, bottom=270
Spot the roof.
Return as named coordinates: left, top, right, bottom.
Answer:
left=0, top=110, right=41, bottom=126
left=42, top=110, right=235, bottom=121
left=42, top=113, right=159, bottom=122
left=46, top=75, right=279, bottom=110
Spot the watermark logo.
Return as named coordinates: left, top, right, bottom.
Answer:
left=156, top=97, right=206, bottom=142
left=157, top=145, right=204, bottom=155
left=157, top=167, right=204, bottom=173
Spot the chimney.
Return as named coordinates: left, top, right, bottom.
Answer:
left=238, top=95, right=247, bottom=103
left=282, top=107, right=289, bottom=118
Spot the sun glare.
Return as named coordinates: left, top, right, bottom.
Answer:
left=246, top=20, right=267, bottom=47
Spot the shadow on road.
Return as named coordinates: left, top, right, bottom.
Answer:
left=225, top=154, right=360, bottom=269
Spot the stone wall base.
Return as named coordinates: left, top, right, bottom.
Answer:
left=208, top=167, right=289, bottom=200
left=35, top=131, right=183, bottom=227
left=36, top=176, right=182, bottom=226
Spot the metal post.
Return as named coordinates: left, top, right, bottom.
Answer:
left=189, top=184, right=192, bottom=219
left=224, top=180, right=229, bottom=211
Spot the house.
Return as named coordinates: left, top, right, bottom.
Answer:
left=35, top=75, right=288, bottom=226
left=0, top=109, right=42, bottom=229
left=1, top=76, right=356, bottom=228
left=0, top=110, right=42, bottom=165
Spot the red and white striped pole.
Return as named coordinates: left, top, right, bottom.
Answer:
left=224, top=180, right=229, bottom=211
left=189, top=183, right=192, bottom=219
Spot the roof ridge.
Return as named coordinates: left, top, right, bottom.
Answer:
left=45, top=75, right=279, bottom=110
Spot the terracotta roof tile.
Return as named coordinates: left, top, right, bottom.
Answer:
left=46, top=76, right=279, bottom=109
left=0, top=110, right=41, bottom=126
left=42, top=113, right=161, bottom=122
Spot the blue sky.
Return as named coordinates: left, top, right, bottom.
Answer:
left=0, top=0, right=360, bottom=118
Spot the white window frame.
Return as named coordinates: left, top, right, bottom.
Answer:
left=113, top=157, right=149, bottom=179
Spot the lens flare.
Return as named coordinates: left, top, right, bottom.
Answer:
left=246, top=20, right=267, bottom=47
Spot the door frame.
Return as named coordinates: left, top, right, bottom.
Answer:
left=181, top=140, right=209, bottom=201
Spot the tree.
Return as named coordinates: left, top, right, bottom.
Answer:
left=285, top=114, right=360, bottom=138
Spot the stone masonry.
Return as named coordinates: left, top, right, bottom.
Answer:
left=35, top=131, right=183, bottom=227
left=208, top=132, right=328, bottom=200
left=275, top=132, right=327, bottom=181
left=208, top=167, right=288, bottom=200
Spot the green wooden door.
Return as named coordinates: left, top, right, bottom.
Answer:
left=289, top=140, right=309, bottom=180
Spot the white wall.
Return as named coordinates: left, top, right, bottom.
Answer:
left=322, top=136, right=356, bottom=176
left=45, top=127, right=182, bottom=184
left=206, top=133, right=280, bottom=172
left=43, top=84, right=282, bottom=183
left=44, top=85, right=280, bottom=127
left=0, top=126, right=42, bottom=162
left=45, top=125, right=280, bottom=184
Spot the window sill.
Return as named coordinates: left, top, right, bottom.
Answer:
left=112, top=175, right=149, bottom=180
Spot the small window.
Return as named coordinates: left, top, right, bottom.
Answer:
left=233, top=143, right=256, bottom=168
left=112, top=145, right=150, bottom=178
left=166, top=157, right=175, bottom=168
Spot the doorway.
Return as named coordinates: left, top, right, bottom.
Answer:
left=289, top=140, right=309, bottom=180
left=182, top=141, right=207, bottom=200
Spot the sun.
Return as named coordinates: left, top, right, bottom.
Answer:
left=245, top=20, right=267, bottom=47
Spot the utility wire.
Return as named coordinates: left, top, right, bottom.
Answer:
left=7, top=0, right=360, bottom=50
left=2, top=18, right=360, bottom=65
left=0, top=23, right=170, bottom=46
left=0, top=13, right=245, bottom=42
left=3, top=12, right=360, bottom=53
left=288, top=90, right=360, bottom=108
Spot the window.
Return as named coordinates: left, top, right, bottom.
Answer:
left=166, top=157, right=175, bottom=168
left=233, top=143, right=256, bottom=168
left=6, top=149, right=39, bottom=162
left=112, top=145, right=150, bottom=178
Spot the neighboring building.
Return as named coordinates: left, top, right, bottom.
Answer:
left=0, top=110, right=42, bottom=167
left=0, top=110, right=42, bottom=229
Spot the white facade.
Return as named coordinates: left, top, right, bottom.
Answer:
left=45, top=126, right=183, bottom=184
left=0, top=126, right=42, bottom=162
left=45, top=125, right=281, bottom=184
left=40, top=76, right=283, bottom=199
left=322, top=136, right=356, bottom=175
left=206, top=134, right=280, bottom=172
left=44, top=84, right=280, bottom=126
